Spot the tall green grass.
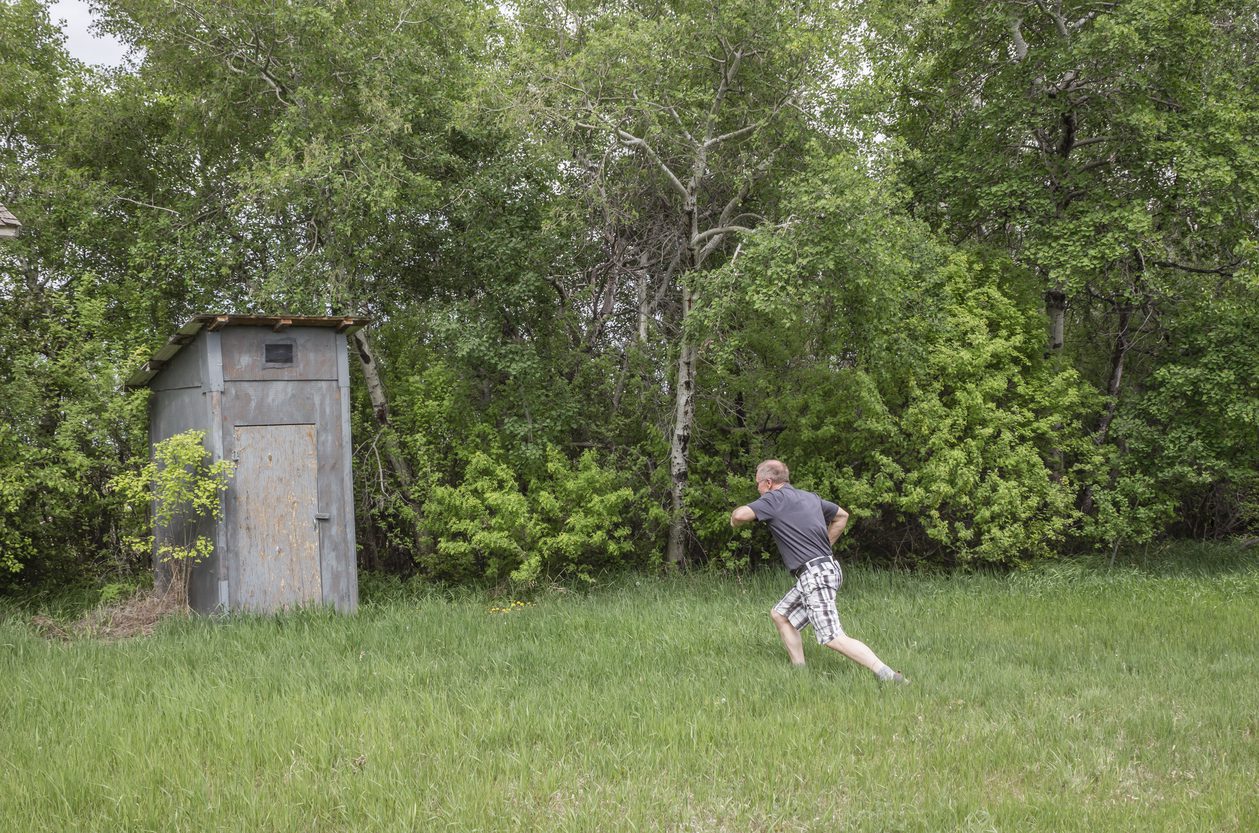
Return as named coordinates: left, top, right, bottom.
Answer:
left=3, top=544, right=1257, bottom=832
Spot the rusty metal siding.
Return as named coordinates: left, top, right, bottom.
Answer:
left=220, top=327, right=339, bottom=383
left=230, top=424, right=322, bottom=610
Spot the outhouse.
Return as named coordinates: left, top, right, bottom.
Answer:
left=126, top=315, right=369, bottom=614
left=0, top=204, right=20, bottom=239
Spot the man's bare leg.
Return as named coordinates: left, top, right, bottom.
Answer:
left=824, top=633, right=884, bottom=671
left=770, top=609, right=806, bottom=666
left=825, top=634, right=909, bottom=682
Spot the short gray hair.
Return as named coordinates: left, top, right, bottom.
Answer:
left=755, top=459, right=790, bottom=485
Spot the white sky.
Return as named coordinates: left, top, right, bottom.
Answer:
left=48, top=0, right=130, bottom=69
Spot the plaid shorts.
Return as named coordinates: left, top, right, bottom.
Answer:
left=773, top=558, right=845, bottom=645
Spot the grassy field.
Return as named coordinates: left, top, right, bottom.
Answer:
left=2, top=544, right=1257, bottom=832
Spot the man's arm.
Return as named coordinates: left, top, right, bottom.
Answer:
left=826, top=505, right=850, bottom=546
left=730, top=505, right=757, bottom=529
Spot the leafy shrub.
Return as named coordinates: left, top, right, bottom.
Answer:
left=1104, top=291, right=1259, bottom=542
left=107, top=430, right=235, bottom=599
left=417, top=447, right=649, bottom=585
left=696, top=153, right=1105, bottom=567
left=701, top=276, right=1097, bottom=565
left=417, top=452, right=532, bottom=584
left=873, top=254, right=1096, bottom=563
left=515, top=449, right=637, bottom=584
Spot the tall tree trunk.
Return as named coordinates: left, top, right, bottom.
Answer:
left=350, top=329, right=414, bottom=489
left=637, top=265, right=651, bottom=343
left=1094, top=304, right=1132, bottom=447
left=1080, top=303, right=1133, bottom=515
left=1046, top=288, right=1067, bottom=352
left=665, top=286, right=699, bottom=568
left=351, top=329, right=429, bottom=558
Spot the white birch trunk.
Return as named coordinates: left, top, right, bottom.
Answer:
left=351, top=329, right=413, bottom=487
left=665, top=286, right=698, bottom=567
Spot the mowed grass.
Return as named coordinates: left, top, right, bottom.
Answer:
left=2, top=545, right=1257, bottom=832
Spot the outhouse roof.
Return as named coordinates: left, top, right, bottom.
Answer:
left=0, top=204, right=20, bottom=238
left=124, top=314, right=371, bottom=389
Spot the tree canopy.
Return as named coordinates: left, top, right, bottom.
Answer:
left=1, top=0, right=1255, bottom=588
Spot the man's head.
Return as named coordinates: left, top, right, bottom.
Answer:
left=755, top=459, right=790, bottom=494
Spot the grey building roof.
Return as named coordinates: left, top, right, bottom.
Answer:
left=0, top=204, right=21, bottom=238
left=125, top=314, right=370, bottom=389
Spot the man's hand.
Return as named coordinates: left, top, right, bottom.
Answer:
left=826, top=506, right=849, bottom=545
left=730, top=505, right=757, bottom=529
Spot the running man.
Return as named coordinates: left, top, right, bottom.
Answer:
left=730, top=459, right=908, bottom=683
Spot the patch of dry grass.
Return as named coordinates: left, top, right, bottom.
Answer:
left=29, top=584, right=187, bottom=641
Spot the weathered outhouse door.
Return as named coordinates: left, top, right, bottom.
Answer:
left=231, top=424, right=322, bottom=610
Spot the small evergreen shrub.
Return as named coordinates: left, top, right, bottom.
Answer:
left=515, top=449, right=637, bottom=584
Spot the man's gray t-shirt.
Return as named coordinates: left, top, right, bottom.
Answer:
left=746, top=485, right=840, bottom=572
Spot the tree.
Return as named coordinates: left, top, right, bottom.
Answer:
left=512, top=0, right=850, bottom=564
left=698, top=152, right=1099, bottom=565
left=866, top=0, right=1259, bottom=538
left=0, top=1, right=157, bottom=583
left=92, top=0, right=499, bottom=549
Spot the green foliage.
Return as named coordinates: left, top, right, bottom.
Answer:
left=0, top=284, right=151, bottom=581
left=2, top=0, right=1256, bottom=587
left=418, top=447, right=651, bottom=585
left=693, top=155, right=1104, bottom=566
left=418, top=452, right=533, bottom=585
left=515, top=449, right=638, bottom=584
left=98, top=577, right=148, bottom=607
left=881, top=254, right=1093, bottom=563
left=108, top=430, right=235, bottom=568
left=863, top=0, right=1259, bottom=553
left=1106, top=288, right=1259, bottom=541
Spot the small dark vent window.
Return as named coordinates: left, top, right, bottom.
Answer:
left=264, top=342, right=294, bottom=365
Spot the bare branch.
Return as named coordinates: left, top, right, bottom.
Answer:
left=1152, top=259, right=1241, bottom=276
left=170, top=1, right=293, bottom=107
left=702, top=45, right=744, bottom=146
left=691, top=225, right=754, bottom=247
left=1010, top=17, right=1030, bottom=61
left=577, top=118, right=691, bottom=203
left=633, top=93, right=698, bottom=147
left=1035, top=0, right=1071, bottom=39
left=113, top=196, right=180, bottom=216
left=1077, top=153, right=1117, bottom=174
left=702, top=109, right=779, bottom=149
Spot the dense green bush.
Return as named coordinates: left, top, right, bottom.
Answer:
left=515, top=448, right=641, bottom=583
left=690, top=160, right=1106, bottom=566
left=417, top=452, right=533, bottom=584
left=108, top=429, right=236, bottom=593
left=417, top=447, right=654, bottom=584
left=0, top=290, right=150, bottom=585
left=873, top=255, right=1096, bottom=563
left=1109, top=290, right=1259, bottom=541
